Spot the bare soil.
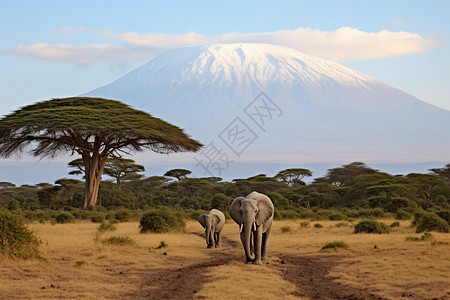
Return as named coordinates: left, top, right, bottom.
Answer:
left=118, top=236, right=387, bottom=299
left=277, top=254, right=386, bottom=300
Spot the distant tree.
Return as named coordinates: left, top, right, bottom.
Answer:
left=164, top=169, right=192, bottom=182
left=181, top=178, right=211, bottom=197
left=142, top=176, right=171, bottom=187
left=314, top=162, right=378, bottom=186
left=0, top=97, right=202, bottom=209
left=0, top=182, right=15, bottom=189
left=55, top=178, right=81, bottom=204
left=275, top=168, right=312, bottom=186
left=233, top=174, right=288, bottom=195
left=211, top=193, right=231, bottom=212
left=405, top=173, right=447, bottom=205
left=430, top=163, right=450, bottom=184
left=37, top=186, right=62, bottom=208
left=35, top=183, right=52, bottom=189
left=201, top=177, right=223, bottom=183
left=103, top=157, right=145, bottom=192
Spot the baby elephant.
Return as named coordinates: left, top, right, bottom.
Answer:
left=198, top=209, right=225, bottom=248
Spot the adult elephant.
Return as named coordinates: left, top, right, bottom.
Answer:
left=198, top=209, right=226, bottom=248
left=229, top=191, right=274, bottom=265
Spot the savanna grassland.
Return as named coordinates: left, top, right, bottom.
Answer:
left=1, top=219, right=449, bottom=300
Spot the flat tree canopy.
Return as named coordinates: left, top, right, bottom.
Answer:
left=0, top=97, right=203, bottom=208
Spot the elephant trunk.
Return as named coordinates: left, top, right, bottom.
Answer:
left=242, top=221, right=255, bottom=261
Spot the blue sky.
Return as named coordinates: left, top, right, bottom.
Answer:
left=0, top=0, right=449, bottom=184
left=1, top=0, right=449, bottom=116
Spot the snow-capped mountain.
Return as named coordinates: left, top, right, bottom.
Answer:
left=83, top=43, right=450, bottom=172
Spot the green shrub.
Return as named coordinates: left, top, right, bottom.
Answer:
left=139, top=208, right=185, bottom=233
left=23, top=210, right=52, bottom=223
left=8, top=199, right=21, bottom=211
left=313, top=223, right=323, bottom=228
left=102, top=236, right=135, bottom=246
left=90, top=214, right=105, bottom=223
left=415, top=212, right=449, bottom=233
left=405, top=232, right=434, bottom=242
left=113, top=209, right=133, bottom=222
left=97, top=221, right=117, bottom=233
left=156, top=241, right=168, bottom=249
left=395, top=209, right=412, bottom=220
left=299, top=221, right=309, bottom=227
left=321, top=240, right=349, bottom=251
left=0, top=212, right=43, bottom=260
left=280, top=226, right=291, bottom=233
left=74, top=260, right=87, bottom=267
left=55, top=212, right=75, bottom=224
left=389, top=221, right=400, bottom=228
left=354, top=219, right=388, bottom=234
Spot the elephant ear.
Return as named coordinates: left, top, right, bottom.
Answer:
left=198, top=214, right=207, bottom=228
left=229, top=197, right=244, bottom=225
left=255, top=193, right=274, bottom=226
left=211, top=214, right=221, bottom=226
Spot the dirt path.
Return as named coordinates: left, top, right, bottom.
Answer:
left=278, top=254, right=386, bottom=300
left=123, top=235, right=241, bottom=299
left=122, top=233, right=386, bottom=299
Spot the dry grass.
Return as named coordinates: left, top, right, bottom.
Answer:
left=0, top=219, right=449, bottom=299
left=195, top=261, right=302, bottom=300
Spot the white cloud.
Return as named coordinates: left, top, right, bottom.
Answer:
left=9, top=26, right=435, bottom=65
left=13, top=42, right=133, bottom=66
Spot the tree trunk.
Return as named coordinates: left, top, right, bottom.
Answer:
left=117, top=177, right=122, bottom=193
left=82, top=152, right=106, bottom=209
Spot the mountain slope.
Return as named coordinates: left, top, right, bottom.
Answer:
left=83, top=43, right=450, bottom=167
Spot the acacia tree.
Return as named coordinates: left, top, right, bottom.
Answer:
left=314, top=162, right=378, bottom=186
left=103, top=157, right=145, bottom=192
left=164, top=169, right=191, bottom=182
left=0, top=97, right=202, bottom=209
left=275, top=168, right=312, bottom=186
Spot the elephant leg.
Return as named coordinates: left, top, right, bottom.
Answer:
left=216, top=230, right=222, bottom=247
left=253, top=228, right=263, bottom=265
left=261, top=223, right=272, bottom=261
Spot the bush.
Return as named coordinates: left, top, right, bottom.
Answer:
left=156, top=241, right=168, bottom=249
left=74, top=260, right=88, bottom=267
left=405, top=232, right=434, bottom=242
left=321, top=240, right=349, bottom=251
left=395, top=209, right=412, bottom=220
left=0, top=212, right=43, bottom=260
left=90, top=214, right=105, bottom=223
left=113, top=209, right=134, bottom=222
left=414, top=212, right=449, bottom=233
left=299, top=221, right=309, bottom=227
left=389, top=221, right=400, bottom=228
left=55, top=212, right=75, bottom=224
left=313, top=223, right=323, bottom=228
left=102, top=236, right=135, bottom=246
left=139, top=208, right=185, bottom=233
left=97, top=221, right=117, bottom=233
left=280, top=226, right=291, bottom=233
left=354, top=219, right=388, bottom=234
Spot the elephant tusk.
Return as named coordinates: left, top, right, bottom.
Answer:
left=240, top=223, right=243, bottom=233
left=253, top=222, right=257, bottom=232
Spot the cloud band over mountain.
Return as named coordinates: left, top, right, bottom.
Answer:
left=8, top=26, right=434, bottom=65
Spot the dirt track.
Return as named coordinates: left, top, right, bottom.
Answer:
left=122, top=235, right=388, bottom=300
